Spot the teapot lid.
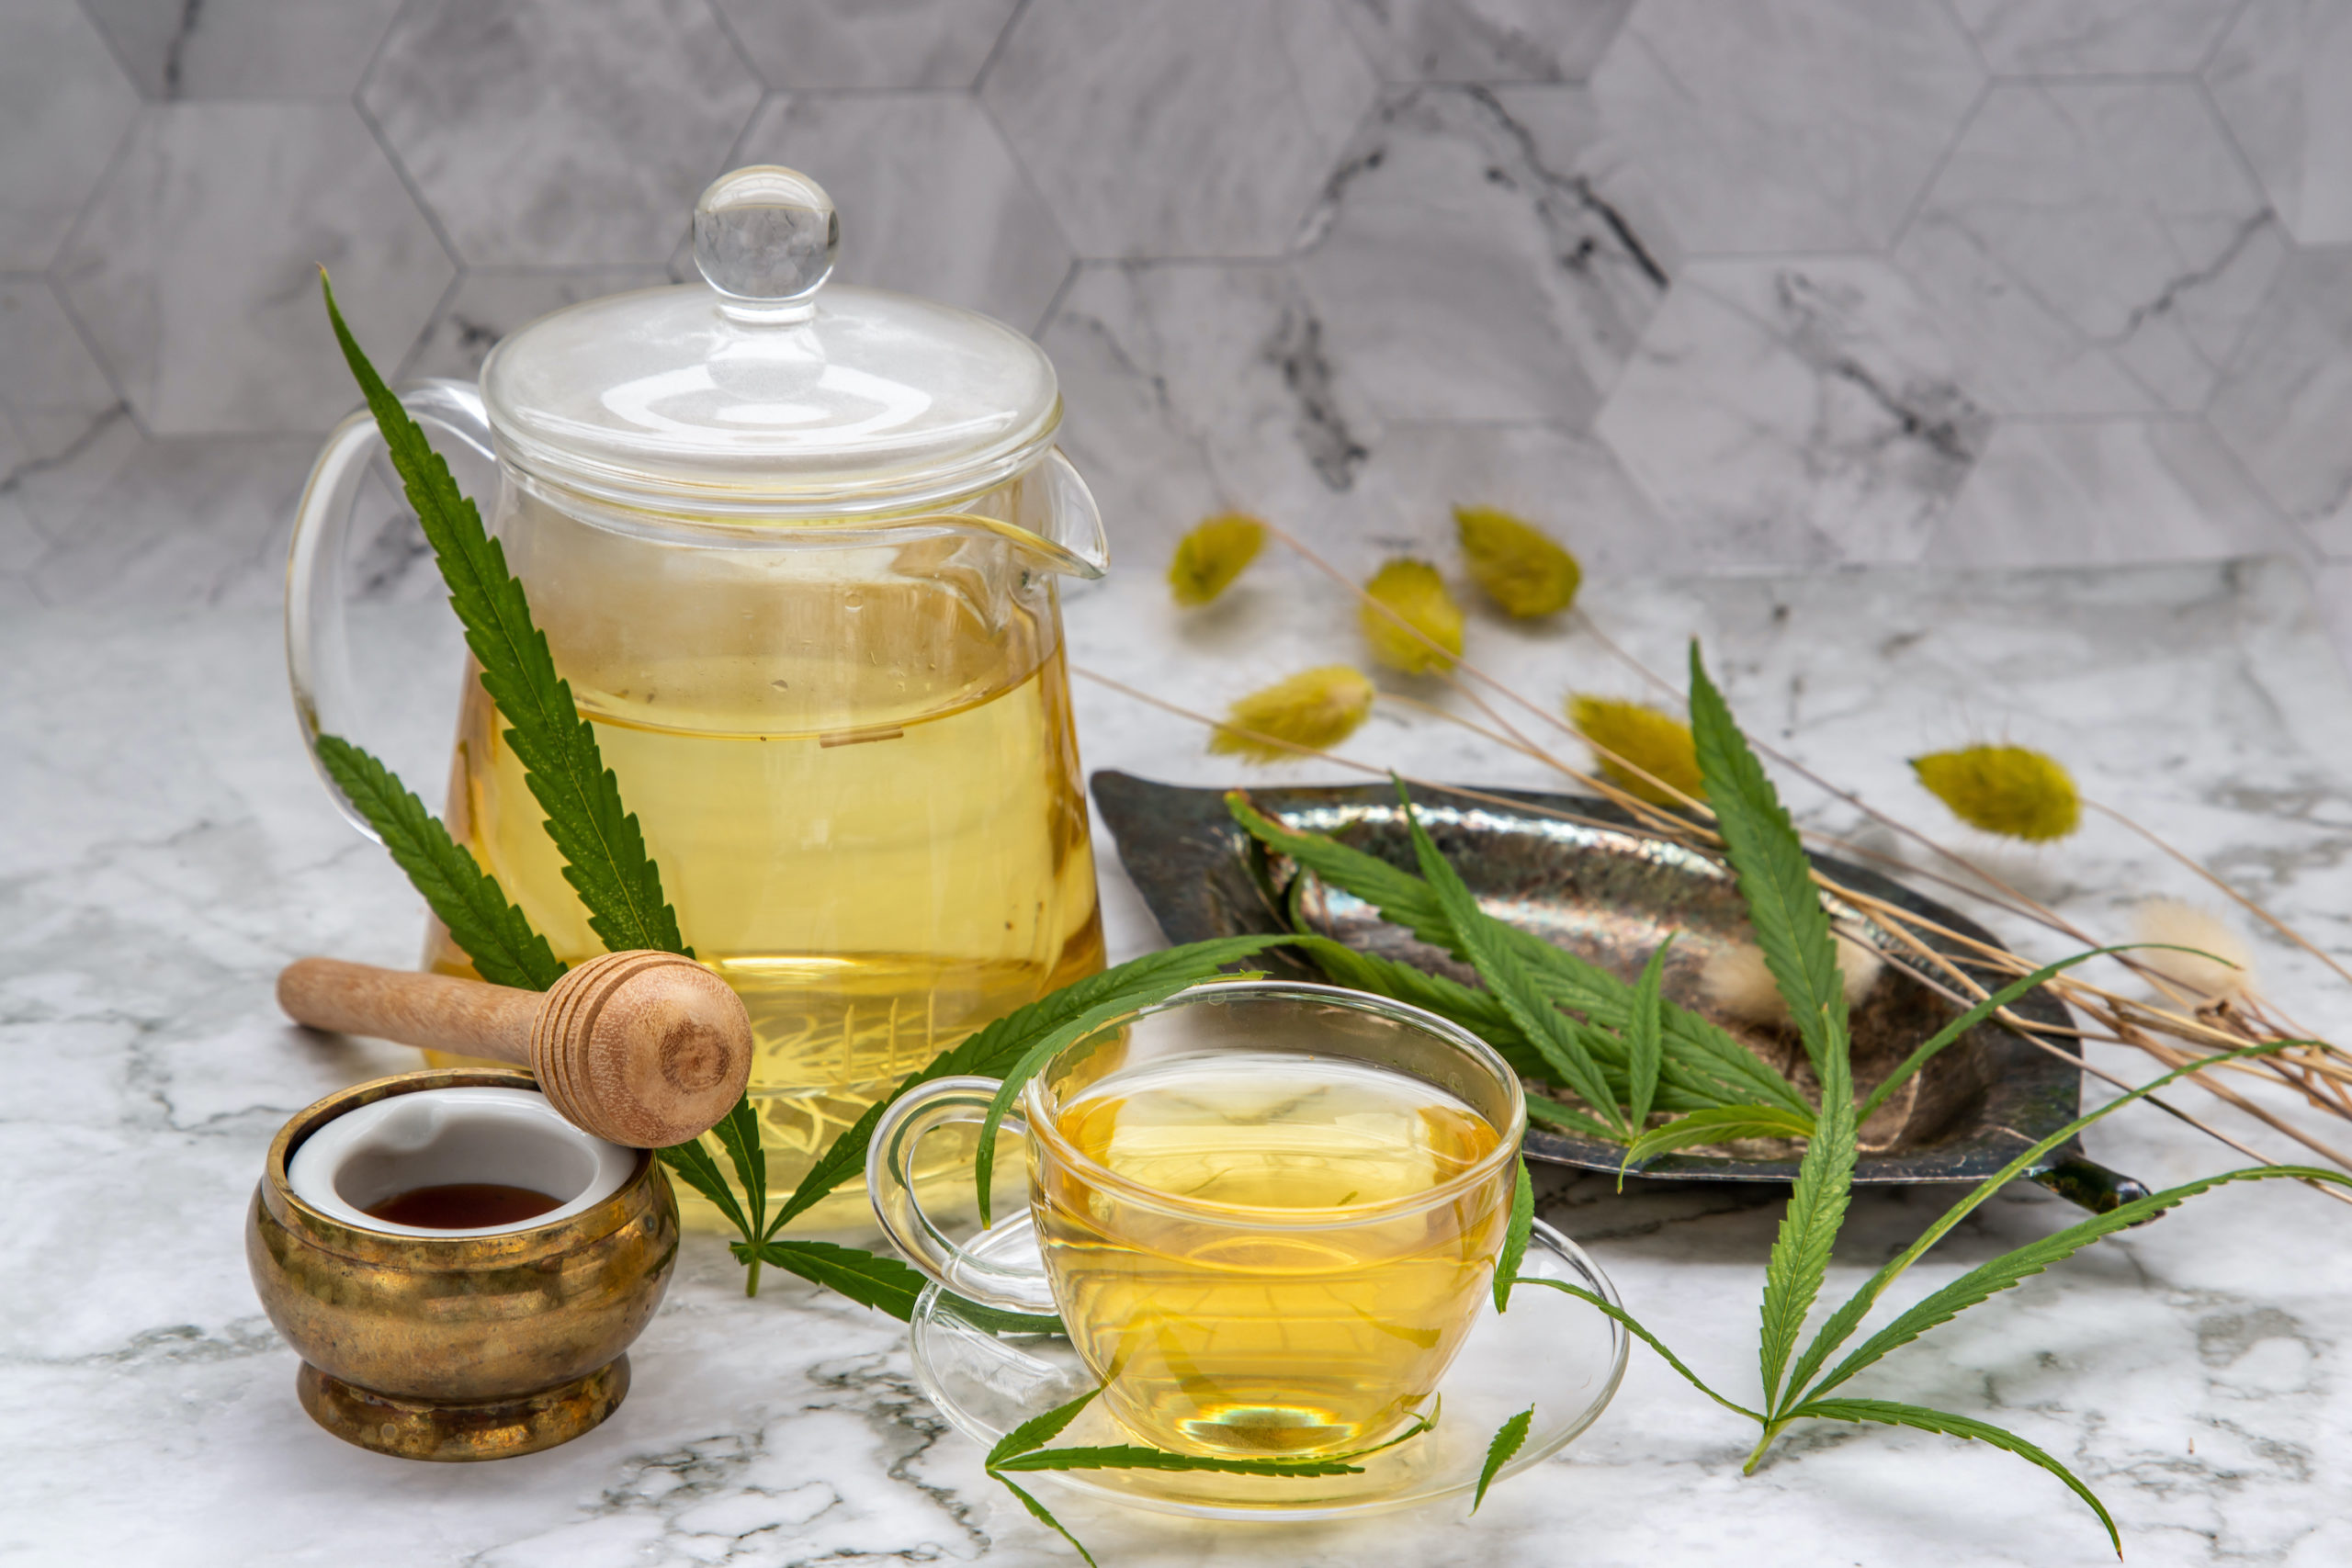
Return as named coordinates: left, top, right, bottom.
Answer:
left=478, top=166, right=1061, bottom=518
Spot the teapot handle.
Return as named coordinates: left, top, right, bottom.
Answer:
left=286, top=378, right=496, bottom=840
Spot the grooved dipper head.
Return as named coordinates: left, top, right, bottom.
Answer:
left=528, top=953, right=753, bottom=1148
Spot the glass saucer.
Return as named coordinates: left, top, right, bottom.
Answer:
left=906, top=1217, right=1628, bottom=1520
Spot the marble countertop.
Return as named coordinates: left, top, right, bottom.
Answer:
left=7, top=556, right=2352, bottom=1567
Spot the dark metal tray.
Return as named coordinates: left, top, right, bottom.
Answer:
left=1092, top=773, right=2145, bottom=1213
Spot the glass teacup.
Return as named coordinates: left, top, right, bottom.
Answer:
left=867, top=981, right=1525, bottom=1458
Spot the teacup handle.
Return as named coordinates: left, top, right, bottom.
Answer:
left=866, top=1076, right=1060, bottom=1316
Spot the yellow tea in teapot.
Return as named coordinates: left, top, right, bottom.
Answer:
left=428, top=561, right=1102, bottom=1229
left=1035, top=1051, right=1509, bottom=1457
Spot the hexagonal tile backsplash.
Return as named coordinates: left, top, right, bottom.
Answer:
left=3, top=0, right=2346, bottom=615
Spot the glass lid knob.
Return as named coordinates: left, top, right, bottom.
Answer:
left=693, top=165, right=839, bottom=324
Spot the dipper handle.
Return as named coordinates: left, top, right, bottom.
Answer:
left=277, top=958, right=535, bottom=1064
left=276, top=953, right=753, bottom=1148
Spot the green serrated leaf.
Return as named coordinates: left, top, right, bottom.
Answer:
left=1756, top=1024, right=1856, bottom=1413
left=1856, top=945, right=2172, bottom=1122
left=1618, top=1104, right=1818, bottom=1179
left=1685, top=644, right=1847, bottom=1085
left=1394, top=782, right=1628, bottom=1136
left=1474, top=1406, right=1535, bottom=1513
left=993, top=1446, right=1367, bottom=1477
left=774, top=936, right=1295, bottom=1236
left=972, top=938, right=1295, bottom=1224
left=1781, top=1037, right=2300, bottom=1412
left=747, top=1239, right=931, bottom=1320
left=992, top=1476, right=1099, bottom=1568
left=707, top=1093, right=768, bottom=1250
left=1230, top=794, right=1809, bottom=1118
left=313, top=734, right=566, bottom=993
left=1804, top=1166, right=2347, bottom=1408
left=654, top=1142, right=751, bottom=1238
left=1522, top=1093, right=1623, bottom=1140
left=1785, top=1399, right=2120, bottom=1558
left=1494, top=1157, right=1534, bottom=1312
left=1511, top=1276, right=1764, bottom=1423
left=992, top=1396, right=1432, bottom=1478
left=322, top=272, right=687, bottom=962
left=1685, top=647, right=1859, bottom=1414
left=989, top=1386, right=1102, bottom=1469
left=1625, top=936, right=1671, bottom=1135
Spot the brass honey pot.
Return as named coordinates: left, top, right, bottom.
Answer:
left=247, top=1068, right=680, bottom=1461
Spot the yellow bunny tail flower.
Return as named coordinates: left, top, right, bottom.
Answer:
left=1455, top=504, right=1581, bottom=617
left=1361, top=558, right=1463, bottom=674
left=1168, top=513, right=1267, bottom=605
left=1210, top=666, right=1375, bottom=763
left=1568, top=695, right=1705, bottom=807
left=1910, top=744, right=2081, bottom=841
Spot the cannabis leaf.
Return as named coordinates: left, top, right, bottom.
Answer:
left=1396, top=780, right=1628, bottom=1136
left=322, top=273, right=686, bottom=959
left=1687, top=643, right=1846, bottom=1084
left=313, top=735, right=565, bottom=993
left=971, top=936, right=1294, bottom=1224
left=1510, top=1277, right=1762, bottom=1423
left=1474, top=1406, right=1534, bottom=1513
left=983, top=1388, right=1438, bottom=1564
left=1779, top=1400, right=2118, bottom=1557
left=1624, top=936, right=1670, bottom=1135
left=1492, top=650, right=2350, bottom=1554
left=1231, top=794, right=1809, bottom=1120
left=1855, top=945, right=2154, bottom=1122
left=1494, top=1157, right=1534, bottom=1312
left=1687, top=645, right=1856, bottom=1413
left=1619, top=1104, right=1818, bottom=1172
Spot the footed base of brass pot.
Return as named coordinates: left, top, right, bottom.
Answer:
left=296, top=1355, right=630, bottom=1461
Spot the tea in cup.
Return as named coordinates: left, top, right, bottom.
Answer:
left=868, top=982, right=1524, bottom=1458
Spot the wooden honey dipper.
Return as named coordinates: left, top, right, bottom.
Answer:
left=277, top=953, right=753, bottom=1148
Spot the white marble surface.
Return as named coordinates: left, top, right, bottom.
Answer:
left=7, top=557, right=2352, bottom=1565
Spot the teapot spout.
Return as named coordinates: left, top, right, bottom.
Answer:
left=978, top=446, right=1106, bottom=580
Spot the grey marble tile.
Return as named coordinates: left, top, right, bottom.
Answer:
left=1589, top=0, right=1982, bottom=254
left=1333, top=0, right=1634, bottom=82
left=2207, top=0, right=2352, bottom=248
left=1041, top=259, right=1385, bottom=565
left=1928, top=417, right=2310, bottom=568
left=0, top=2, right=139, bottom=271
left=2209, top=246, right=2352, bottom=551
left=362, top=0, right=761, bottom=266
left=80, top=0, right=405, bottom=99
left=1297, top=85, right=1671, bottom=430
left=2317, top=559, right=2352, bottom=674
left=733, top=92, right=1073, bottom=331
left=54, top=102, right=450, bottom=435
left=1951, top=0, right=2243, bottom=75
left=1897, top=81, right=2285, bottom=418
left=982, top=0, right=1378, bottom=259
left=1594, top=255, right=1991, bottom=567
left=713, top=0, right=1021, bottom=88
left=401, top=266, right=670, bottom=381
left=0, top=275, right=135, bottom=541
left=26, top=434, right=314, bottom=607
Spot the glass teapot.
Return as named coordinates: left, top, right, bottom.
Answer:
left=288, top=168, right=1107, bottom=1229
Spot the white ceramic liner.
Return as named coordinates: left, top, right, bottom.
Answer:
left=285, top=1087, right=636, bottom=1238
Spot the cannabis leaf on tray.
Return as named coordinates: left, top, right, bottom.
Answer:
left=1263, top=644, right=2349, bottom=1557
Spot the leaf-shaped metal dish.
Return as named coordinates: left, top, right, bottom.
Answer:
left=1091, top=773, right=2146, bottom=1214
